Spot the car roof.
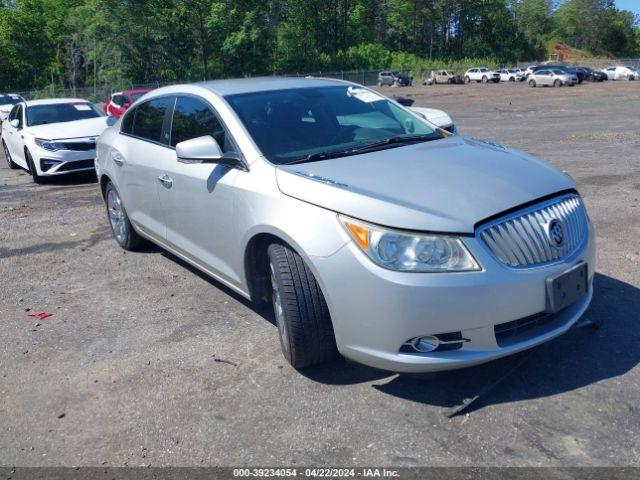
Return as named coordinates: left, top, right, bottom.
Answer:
left=24, top=98, right=90, bottom=107
left=153, top=77, right=353, bottom=97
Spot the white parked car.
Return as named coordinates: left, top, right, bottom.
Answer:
left=0, top=93, right=24, bottom=125
left=602, top=66, right=638, bottom=80
left=409, top=107, right=457, bottom=134
left=497, top=69, right=524, bottom=82
left=1, top=98, right=112, bottom=183
left=463, top=68, right=500, bottom=83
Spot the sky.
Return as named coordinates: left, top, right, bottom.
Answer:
left=615, top=0, right=640, bottom=15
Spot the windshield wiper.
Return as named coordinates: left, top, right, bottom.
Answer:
left=285, top=134, right=437, bottom=165
left=349, top=134, right=437, bottom=153
left=285, top=150, right=354, bottom=165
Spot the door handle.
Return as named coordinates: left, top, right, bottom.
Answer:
left=111, top=151, right=124, bottom=166
left=158, top=174, right=173, bottom=188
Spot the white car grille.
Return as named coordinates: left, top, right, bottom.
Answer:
left=479, top=194, right=588, bottom=267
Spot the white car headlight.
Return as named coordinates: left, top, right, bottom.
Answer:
left=35, top=138, right=67, bottom=151
left=340, top=215, right=480, bottom=272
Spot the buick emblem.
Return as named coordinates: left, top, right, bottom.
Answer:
left=548, top=219, right=564, bottom=247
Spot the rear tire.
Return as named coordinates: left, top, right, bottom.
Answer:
left=554, top=80, right=561, bottom=88
left=268, top=243, right=338, bottom=369
left=25, top=149, right=44, bottom=184
left=104, top=181, right=145, bottom=251
left=464, top=76, right=470, bottom=84
left=3, top=140, right=18, bottom=169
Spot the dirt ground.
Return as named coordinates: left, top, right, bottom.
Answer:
left=1, top=80, right=639, bottom=467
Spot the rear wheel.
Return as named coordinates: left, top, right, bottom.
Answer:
left=554, top=79, right=561, bottom=88
left=268, top=243, right=338, bottom=369
left=104, top=182, right=145, bottom=250
left=2, top=140, right=18, bottom=169
left=529, top=79, right=536, bottom=88
left=464, top=76, right=470, bottom=84
left=25, top=149, right=44, bottom=184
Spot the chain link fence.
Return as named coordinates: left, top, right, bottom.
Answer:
left=13, top=59, right=640, bottom=103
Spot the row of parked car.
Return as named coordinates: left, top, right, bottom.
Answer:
left=421, top=64, right=639, bottom=87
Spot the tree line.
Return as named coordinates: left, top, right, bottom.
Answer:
left=0, top=0, right=638, bottom=92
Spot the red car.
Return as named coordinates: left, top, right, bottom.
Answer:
left=103, top=89, right=152, bottom=118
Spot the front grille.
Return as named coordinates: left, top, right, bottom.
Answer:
left=57, top=159, right=95, bottom=172
left=494, top=312, right=562, bottom=347
left=479, top=194, right=588, bottom=267
left=62, top=141, right=96, bottom=151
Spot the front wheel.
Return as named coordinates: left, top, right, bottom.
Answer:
left=529, top=79, right=536, bottom=88
left=25, top=149, right=44, bottom=184
left=3, top=141, right=18, bottom=169
left=481, top=76, right=488, bottom=83
left=104, top=182, right=145, bottom=250
left=268, top=243, right=338, bottom=369
left=464, top=76, right=470, bottom=84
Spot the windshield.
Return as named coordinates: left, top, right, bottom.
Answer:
left=26, top=102, right=102, bottom=126
left=225, top=85, right=440, bottom=164
left=0, top=95, right=21, bottom=106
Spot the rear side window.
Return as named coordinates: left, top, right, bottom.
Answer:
left=170, top=96, right=231, bottom=151
left=129, top=97, right=172, bottom=143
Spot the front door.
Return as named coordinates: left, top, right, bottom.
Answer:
left=157, top=95, right=243, bottom=287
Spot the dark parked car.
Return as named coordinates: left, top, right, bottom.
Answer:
left=578, top=67, right=607, bottom=82
left=378, top=71, right=413, bottom=87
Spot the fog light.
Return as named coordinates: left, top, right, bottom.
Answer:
left=411, top=336, right=440, bottom=353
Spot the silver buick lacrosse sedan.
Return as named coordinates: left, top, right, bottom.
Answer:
left=96, top=77, right=595, bottom=372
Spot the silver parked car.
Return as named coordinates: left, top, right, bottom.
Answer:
left=96, top=78, right=595, bottom=372
left=528, top=69, right=578, bottom=87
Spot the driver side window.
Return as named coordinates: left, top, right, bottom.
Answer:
left=170, top=96, right=233, bottom=152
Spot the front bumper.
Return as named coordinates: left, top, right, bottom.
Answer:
left=32, top=147, right=96, bottom=176
left=309, top=218, right=595, bottom=373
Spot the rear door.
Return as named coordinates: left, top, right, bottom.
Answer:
left=115, top=96, right=175, bottom=240
left=158, top=95, right=242, bottom=285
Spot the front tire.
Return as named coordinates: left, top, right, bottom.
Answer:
left=268, top=243, right=338, bottom=369
left=104, top=182, right=145, bottom=250
left=464, top=76, right=470, bottom=84
left=3, top=141, right=18, bottom=169
left=529, top=79, right=536, bottom=88
left=481, top=76, right=488, bottom=83
left=25, top=149, right=44, bottom=183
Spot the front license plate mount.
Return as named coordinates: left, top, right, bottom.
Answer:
left=546, top=262, right=588, bottom=314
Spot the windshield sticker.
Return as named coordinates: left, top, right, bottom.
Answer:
left=347, top=86, right=383, bottom=103
left=73, top=104, right=92, bottom=111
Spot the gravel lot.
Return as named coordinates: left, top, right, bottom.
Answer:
left=1, top=81, right=639, bottom=468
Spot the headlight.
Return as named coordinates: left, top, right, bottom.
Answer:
left=35, top=138, right=67, bottom=151
left=340, top=215, right=481, bottom=272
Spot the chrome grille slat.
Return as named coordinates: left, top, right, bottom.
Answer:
left=479, top=195, right=588, bottom=268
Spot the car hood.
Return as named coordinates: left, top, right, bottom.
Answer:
left=25, top=117, right=110, bottom=140
left=275, top=136, right=574, bottom=233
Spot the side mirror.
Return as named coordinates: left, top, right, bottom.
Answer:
left=10, top=119, right=20, bottom=128
left=106, top=116, right=117, bottom=127
left=176, top=136, right=246, bottom=170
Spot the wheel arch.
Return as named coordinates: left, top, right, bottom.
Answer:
left=99, top=173, right=112, bottom=200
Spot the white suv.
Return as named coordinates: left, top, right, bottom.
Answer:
left=464, top=68, right=500, bottom=83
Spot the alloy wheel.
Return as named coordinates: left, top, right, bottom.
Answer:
left=270, top=262, right=290, bottom=357
left=107, top=188, right=127, bottom=244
